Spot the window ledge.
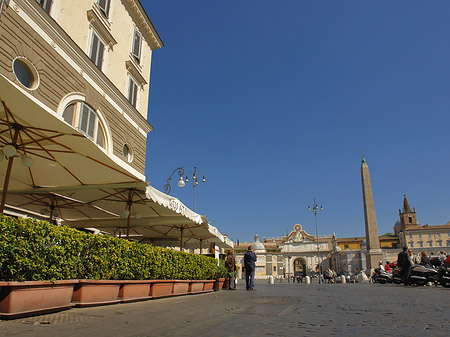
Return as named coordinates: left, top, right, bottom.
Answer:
left=125, top=60, right=147, bottom=87
left=87, top=8, right=117, bottom=48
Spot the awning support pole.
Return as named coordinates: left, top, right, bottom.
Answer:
left=180, top=226, right=184, bottom=251
left=199, top=238, right=203, bottom=254
left=0, top=127, right=20, bottom=213
left=126, top=189, right=134, bottom=240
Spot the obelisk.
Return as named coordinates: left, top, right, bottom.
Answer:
left=360, top=155, right=383, bottom=270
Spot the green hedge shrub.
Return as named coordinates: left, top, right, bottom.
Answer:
left=0, top=215, right=217, bottom=282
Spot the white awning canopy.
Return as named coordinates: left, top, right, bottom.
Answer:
left=6, top=182, right=232, bottom=249
left=0, top=74, right=232, bottom=249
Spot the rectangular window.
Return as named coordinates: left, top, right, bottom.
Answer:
left=131, top=29, right=142, bottom=63
left=344, top=245, right=349, bottom=249
left=438, top=241, right=442, bottom=247
left=410, top=242, right=414, bottom=248
left=419, top=241, right=423, bottom=248
left=128, top=77, right=138, bottom=108
left=98, top=0, right=111, bottom=17
left=409, top=234, right=413, bottom=239
left=90, top=32, right=105, bottom=70
left=437, top=233, right=441, bottom=237
left=418, top=234, right=422, bottom=239
left=36, top=0, right=52, bottom=13
left=428, top=233, right=432, bottom=239
left=428, top=241, right=433, bottom=247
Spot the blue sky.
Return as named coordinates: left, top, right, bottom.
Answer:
left=141, top=0, right=450, bottom=242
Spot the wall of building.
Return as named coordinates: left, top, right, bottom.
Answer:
left=0, top=0, right=153, bottom=176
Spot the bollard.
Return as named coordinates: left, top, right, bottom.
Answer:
left=305, top=276, right=310, bottom=284
left=269, top=276, right=274, bottom=284
left=340, top=275, right=346, bottom=284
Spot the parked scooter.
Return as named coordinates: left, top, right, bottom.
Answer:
left=409, top=264, right=439, bottom=286
left=392, top=267, right=402, bottom=284
left=371, top=268, right=393, bottom=284
left=438, top=264, right=450, bottom=288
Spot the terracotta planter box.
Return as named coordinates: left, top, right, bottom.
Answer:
left=189, top=280, right=205, bottom=294
left=172, top=281, right=190, bottom=296
left=119, top=280, right=153, bottom=303
left=0, top=280, right=77, bottom=319
left=203, top=280, right=215, bottom=292
left=72, top=280, right=122, bottom=307
left=151, top=280, right=174, bottom=298
left=214, top=278, right=225, bottom=291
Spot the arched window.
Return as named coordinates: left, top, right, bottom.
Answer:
left=63, top=102, right=105, bottom=148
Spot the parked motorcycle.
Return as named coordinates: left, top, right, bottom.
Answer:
left=371, top=268, right=393, bottom=284
left=392, top=267, right=402, bottom=284
left=409, top=264, right=439, bottom=286
left=438, top=265, right=450, bottom=288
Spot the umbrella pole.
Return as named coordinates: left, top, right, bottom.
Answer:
left=126, top=189, right=134, bottom=240
left=126, top=211, right=131, bottom=239
left=199, top=238, right=203, bottom=255
left=180, top=227, right=184, bottom=251
left=49, top=205, right=54, bottom=223
left=0, top=128, right=20, bottom=213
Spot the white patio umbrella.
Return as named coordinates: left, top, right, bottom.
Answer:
left=0, top=74, right=142, bottom=212
left=8, top=182, right=232, bottom=249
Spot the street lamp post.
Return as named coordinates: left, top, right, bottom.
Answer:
left=308, top=199, right=323, bottom=284
left=185, top=166, right=205, bottom=212
left=163, top=167, right=185, bottom=194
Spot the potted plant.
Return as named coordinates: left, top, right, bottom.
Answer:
left=214, top=259, right=227, bottom=291
left=0, top=215, right=218, bottom=317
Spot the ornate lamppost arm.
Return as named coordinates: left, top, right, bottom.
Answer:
left=163, top=167, right=184, bottom=194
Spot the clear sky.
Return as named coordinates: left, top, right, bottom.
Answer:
left=141, top=0, right=450, bottom=243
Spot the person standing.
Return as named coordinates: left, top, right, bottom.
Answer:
left=244, top=246, right=257, bottom=290
left=397, top=247, right=412, bottom=286
left=225, top=249, right=236, bottom=290
left=409, top=250, right=419, bottom=265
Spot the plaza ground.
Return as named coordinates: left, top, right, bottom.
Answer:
left=1, top=280, right=448, bottom=337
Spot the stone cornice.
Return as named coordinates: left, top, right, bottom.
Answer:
left=123, top=0, right=163, bottom=50
left=125, top=59, right=147, bottom=87
left=87, top=8, right=117, bottom=49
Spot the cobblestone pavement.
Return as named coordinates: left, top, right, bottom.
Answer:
left=1, top=281, right=449, bottom=337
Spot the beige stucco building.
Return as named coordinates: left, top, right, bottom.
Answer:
left=0, top=0, right=162, bottom=183
left=394, top=195, right=450, bottom=257
left=235, top=225, right=332, bottom=280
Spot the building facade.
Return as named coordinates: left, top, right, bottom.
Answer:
left=0, top=0, right=162, bottom=181
left=235, top=225, right=332, bottom=280
left=394, top=195, right=450, bottom=257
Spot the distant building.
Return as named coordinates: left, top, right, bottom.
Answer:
left=330, top=235, right=399, bottom=275
left=234, top=226, right=332, bottom=280
left=394, top=195, right=450, bottom=257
